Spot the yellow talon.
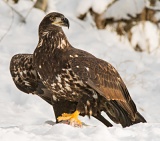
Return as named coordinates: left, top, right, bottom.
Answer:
left=57, top=110, right=82, bottom=127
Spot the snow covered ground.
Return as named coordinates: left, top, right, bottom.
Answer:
left=0, top=0, right=160, bottom=140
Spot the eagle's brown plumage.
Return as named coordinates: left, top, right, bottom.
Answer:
left=10, top=12, right=146, bottom=127
left=10, top=54, right=112, bottom=126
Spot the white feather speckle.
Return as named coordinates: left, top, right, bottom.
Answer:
left=61, top=39, right=66, bottom=46
left=52, top=95, right=57, bottom=101
left=37, top=72, right=42, bottom=79
left=72, top=92, right=76, bottom=95
left=23, top=70, right=27, bottom=74
left=51, top=83, right=56, bottom=87
left=64, top=78, right=69, bottom=82
left=19, top=71, right=23, bottom=75
left=24, top=80, right=31, bottom=86
left=56, top=75, right=62, bottom=83
left=57, top=82, right=63, bottom=88
left=65, top=83, right=72, bottom=91
left=93, top=93, right=98, bottom=99
left=85, top=67, right=89, bottom=71
left=15, top=76, right=18, bottom=81
left=69, top=55, right=73, bottom=58
left=86, top=100, right=90, bottom=106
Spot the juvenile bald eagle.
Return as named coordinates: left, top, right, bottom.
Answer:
left=10, top=12, right=146, bottom=127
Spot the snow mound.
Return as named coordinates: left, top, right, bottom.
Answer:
left=131, top=21, right=160, bottom=53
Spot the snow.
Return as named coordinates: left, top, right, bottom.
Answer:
left=77, top=0, right=92, bottom=16
left=77, top=0, right=145, bottom=20
left=131, top=21, right=160, bottom=53
left=92, top=0, right=114, bottom=14
left=105, top=0, right=145, bottom=20
left=77, top=0, right=115, bottom=15
left=0, top=0, right=160, bottom=141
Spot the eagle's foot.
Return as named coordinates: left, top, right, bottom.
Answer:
left=57, top=110, right=82, bottom=127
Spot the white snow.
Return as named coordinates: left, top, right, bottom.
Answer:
left=92, top=0, right=114, bottom=14
left=105, top=0, right=145, bottom=20
left=0, top=0, right=160, bottom=141
left=131, top=21, right=160, bottom=53
left=77, top=0, right=92, bottom=16
left=77, top=0, right=146, bottom=20
left=77, top=0, right=113, bottom=15
left=77, top=0, right=115, bottom=15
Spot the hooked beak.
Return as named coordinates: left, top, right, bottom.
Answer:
left=62, top=18, right=69, bottom=29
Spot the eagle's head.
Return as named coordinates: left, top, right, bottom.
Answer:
left=39, top=12, right=70, bottom=30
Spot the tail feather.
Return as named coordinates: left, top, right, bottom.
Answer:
left=133, top=112, right=147, bottom=124
left=93, top=113, right=113, bottom=127
left=103, top=100, right=146, bottom=127
left=107, top=101, right=133, bottom=127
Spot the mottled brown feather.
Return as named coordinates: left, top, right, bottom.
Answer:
left=10, top=54, right=53, bottom=104
left=10, top=54, right=113, bottom=126
left=69, top=57, right=136, bottom=119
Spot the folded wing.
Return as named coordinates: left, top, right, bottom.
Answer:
left=69, top=57, right=146, bottom=127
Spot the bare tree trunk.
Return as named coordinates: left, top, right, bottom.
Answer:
left=34, top=0, right=48, bottom=12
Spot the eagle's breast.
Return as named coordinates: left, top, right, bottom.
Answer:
left=47, top=64, right=87, bottom=101
left=34, top=30, right=94, bottom=102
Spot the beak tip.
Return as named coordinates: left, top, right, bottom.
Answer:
left=63, top=17, right=70, bottom=29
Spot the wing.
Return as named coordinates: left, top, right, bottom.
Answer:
left=69, top=57, right=138, bottom=120
left=10, top=54, right=52, bottom=104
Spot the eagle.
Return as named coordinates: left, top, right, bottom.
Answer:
left=10, top=12, right=146, bottom=127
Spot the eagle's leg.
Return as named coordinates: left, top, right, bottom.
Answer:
left=57, top=95, right=97, bottom=127
left=51, top=98, right=77, bottom=123
left=57, top=110, right=82, bottom=127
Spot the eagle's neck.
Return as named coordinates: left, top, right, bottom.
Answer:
left=37, top=27, right=70, bottom=51
left=33, top=27, right=71, bottom=77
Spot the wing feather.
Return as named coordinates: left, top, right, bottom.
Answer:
left=10, top=54, right=52, bottom=104
left=69, top=57, right=137, bottom=119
